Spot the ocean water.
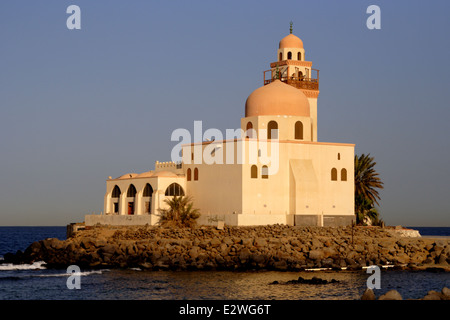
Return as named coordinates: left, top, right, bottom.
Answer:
left=0, top=226, right=449, bottom=300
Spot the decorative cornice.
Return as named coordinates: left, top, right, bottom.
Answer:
left=270, top=60, right=313, bottom=68
left=301, top=89, right=320, bottom=98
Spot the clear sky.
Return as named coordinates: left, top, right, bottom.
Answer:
left=1, top=0, right=449, bottom=226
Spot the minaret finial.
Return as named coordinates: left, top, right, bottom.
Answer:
left=289, top=21, right=293, bottom=34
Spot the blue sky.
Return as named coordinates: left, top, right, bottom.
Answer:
left=0, top=0, right=449, bottom=226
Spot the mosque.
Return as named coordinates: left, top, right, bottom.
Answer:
left=85, top=27, right=355, bottom=227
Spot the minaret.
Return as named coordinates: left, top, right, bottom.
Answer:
left=263, top=23, right=320, bottom=141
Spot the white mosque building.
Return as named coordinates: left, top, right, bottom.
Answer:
left=85, top=28, right=355, bottom=227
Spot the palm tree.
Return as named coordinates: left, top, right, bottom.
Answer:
left=354, top=153, right=384, bottom=225
left=157, top=195, right=200, bottom=228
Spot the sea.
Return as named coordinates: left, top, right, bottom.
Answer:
left=0, top=226, right=449, bottom=301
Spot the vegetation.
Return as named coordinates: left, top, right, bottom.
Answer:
left=157, top=195, right=200, bottom=228
left=354, top=153, right=384, bottom=225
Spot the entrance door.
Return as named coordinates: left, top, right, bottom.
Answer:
left=128, top=202, right=134, bottom=215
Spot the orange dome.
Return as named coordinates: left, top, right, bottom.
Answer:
left=245, top=80, right=310, bottom=117
left=279, top=34, right=303, bottom=49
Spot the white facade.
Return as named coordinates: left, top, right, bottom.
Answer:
left=86, top=31, right=355, bottom=227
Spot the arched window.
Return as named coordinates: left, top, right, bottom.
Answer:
left=246, top=121, right=253, bottom=138
left=279, top=52, right=283, bottom=61
left=251, top=165, right=258, bottom=179
left=143, top=183, right=153, bottom=197
left=298, top=71, right=303, bottom=80
left=165, top=183, right=185, bottom=196
left=194, top=168, right=199, bottom=181
left=267, top=121, right=278, bottom=139
left=187, top=168, right=192, bottom=181
left=127, top=184, right=137, bottom=197
left=341, top=168, right=347, bottom=181
left=297, top=52, right=301, bottom=60
left=112, top=185, right=121, bottom=198
left=331, top=168, right=338, bottom=181
left=287, top=51, right=292, bottom=60
left=261, top=166, right=269, bottom=179
left=295, top=121, right=303, bottom=140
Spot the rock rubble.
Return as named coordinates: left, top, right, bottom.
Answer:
left=4, top=224, right=450, bottom=272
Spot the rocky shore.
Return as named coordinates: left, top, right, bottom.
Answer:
left=4, top=224, right=450, bottom=271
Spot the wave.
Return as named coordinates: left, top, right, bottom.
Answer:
left=0, top=261, right=47, bottom=271
left=35, top=270, right=108, bottom=277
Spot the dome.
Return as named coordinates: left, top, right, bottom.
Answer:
left=135, top=171, right=154, bottom=178
left=245, top=80, right=310, bottom=117
left=279, top=33, right=303, bottom=49
left=152, top=171, right=178, bottom=178
left=117, top=173, right=138, bottom=179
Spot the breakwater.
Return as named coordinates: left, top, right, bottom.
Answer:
left=4, top=224, right=450, bottom=271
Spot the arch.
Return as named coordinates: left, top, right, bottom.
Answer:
left=331, top=168, right=338, bottom=181
left=295, top=121, right=303, bottom=140
left=297, top=52, right=301, bottom=60
left=112, top=185, right=121, bottom=198
left=194, top=168, right=199, bottom=181
left=279, top=52, right=283, bottom=61
left=143, top=183, right=153, bottom=197
left=267, top=121, right=278, bottom=139
left=261, top=166, right=269, bottom=179
left=251, top=165, right=258, bottom=179
left=287, top=51, right=292, bottom=60
left=341, top=168, right=347, bottom=181
left=127, top=184, right=137, bottom=197
left=246, top=121, right=253, bottom=138
left=165, top=183, right=185, bottom=196
left=187, top=168, right=192, bottom=181
left=298, top=71, right=303, bottom=80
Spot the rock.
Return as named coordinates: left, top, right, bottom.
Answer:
left=209, top=238, right=221, bottom=248
left=423, top=291, right=442, bottom=300
left=361, top=288, right=376, bottom=300
left=309, top=249, right=324, bottom=260
left=378, top=290, right=402, bottom=300
left=442, top=287, right=450, bottom=297
left=254, top=238, right=268, bottom=247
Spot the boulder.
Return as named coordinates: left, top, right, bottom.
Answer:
left=361, top=288, right=376, bottom=300
left=423, top=291, right=442, bottom=300
left=378, top=290, right=402, bottom=300
left=309, top=249, right=324, bottom=260
left=441, top=287, right=450, bottom=298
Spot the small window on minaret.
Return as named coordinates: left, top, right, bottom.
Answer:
left=338, top=153, right=341, bottom=160
left=287, top=52, right=292, bottom=60
left=298, top=52, right=301, bottom=60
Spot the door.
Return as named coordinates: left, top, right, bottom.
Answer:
left=128, top=202, right=134, bottom=215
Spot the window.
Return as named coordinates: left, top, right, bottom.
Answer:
left=295, top=121, right=303, bottom=140
left=287, top=51, right=292, bottom=60
left=127, top=184, right=137, bottom=197
left=194, top=168, right=199, bottom=181
left=338, top=153, right=341, bottom=160
left=112, top=185, right=121, bottom=198
left=267, top=121, right=278, bottom=139
left=246, top=121, right=253, bottom=138
left=145, top=201, right=151, bottom=214
left=165, top=183, right=185, bottom=196
left=261, top=166, right=269, bottom=179
left=298, top=52, right=301, bottom=60
left=341, top=168, right=347, bottom=181
left=279, top=52, right=283, bottom=61
left=143, top=183, right=153, bottom=197
left=251, top=165, right=258, bottom=179
left=113, top=202, right=119, bottom=213
left=187, top=168, right=192, bottom=181
left=331, top=168, right=338, bottom=181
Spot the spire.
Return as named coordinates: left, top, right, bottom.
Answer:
left=289, top=21, right=293, bottom=34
